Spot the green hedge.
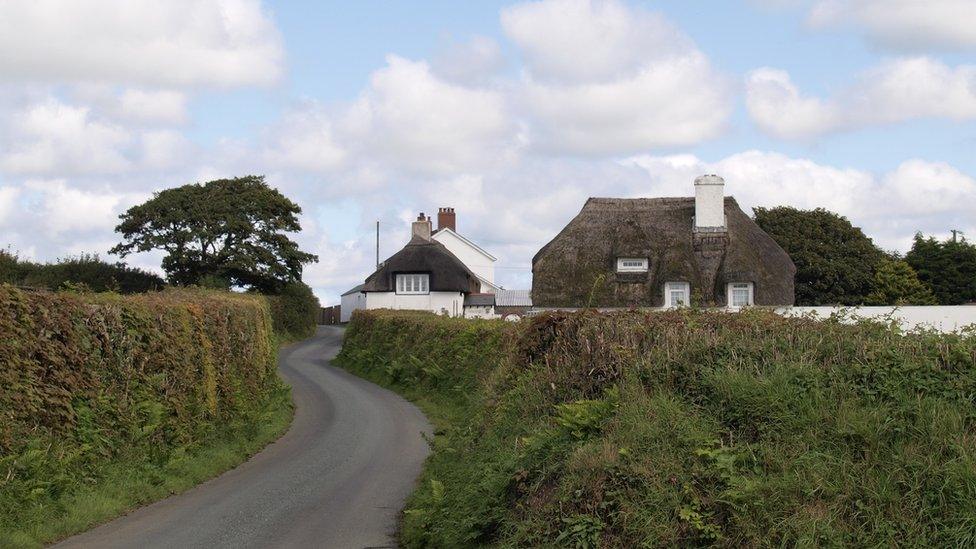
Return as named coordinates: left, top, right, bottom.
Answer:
left=267, top=281, right=320, bottom=342
left=337, top=309, right=976, bottom=547
left=0, top=286, right=288, bottom=545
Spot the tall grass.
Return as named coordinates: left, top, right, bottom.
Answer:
left=337, top=309, right=976, bottom=547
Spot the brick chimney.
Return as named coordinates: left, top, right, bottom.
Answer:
left=437, top=207, right=456, bottom=232
left=694, top=174, right=726, bottom=231
left=412, top=212, right=432, bottom=240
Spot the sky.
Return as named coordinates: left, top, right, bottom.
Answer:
left=0, top=0, right=974, bottom=304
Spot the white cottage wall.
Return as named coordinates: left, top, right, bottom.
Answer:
left=431, top=230, right=495, bottom=287
left=365, top=291, right=465, bottom=317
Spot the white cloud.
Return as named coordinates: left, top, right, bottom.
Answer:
left=431, top=36, right=506, bottom=86
left=0, top=0, right=283, bottom=87
left=341, top=55, right=518, bottom=175
left=140, top=130, right=192, bottom=170
left=0, top=98, right=132, bottom=175
left=23, top=180, right=146, bottom=236
left=262, top=104, right=347, bottom=172
left=0, top=187, right=21, bottom=227
left=746, top=57, right=976, bottom=139
left=524, top=51, right=730, bottom=154
left=503, top=0, right=730, bottom=154
left=808, top=0, right=976, bottom=51
left=118, top=89, right=188, bottom=125
left=501, top=0, right=691, bottom=83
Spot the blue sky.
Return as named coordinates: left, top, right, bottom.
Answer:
left=0, top=0, right=974, bottom=302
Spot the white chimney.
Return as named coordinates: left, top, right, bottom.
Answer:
left=411, top=212, right=432, bottom=240
left=694, top=174, right=726, bottom=231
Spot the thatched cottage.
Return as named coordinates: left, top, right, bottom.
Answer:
left=532, top=175, right=796, bottom=308
left=343, top=210, right=502, bottom=319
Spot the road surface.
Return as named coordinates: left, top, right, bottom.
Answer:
left=57, top=326, right=431, bottom=549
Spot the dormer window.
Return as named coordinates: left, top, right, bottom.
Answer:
left=396, top=273, right=429, bottom=294
left=727, top=282, right=753, bottom=308
left=617, top=257, right=648, bottom=273
left=664, top=281, right=690, bottom=307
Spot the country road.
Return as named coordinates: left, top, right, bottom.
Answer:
left=56, top=326, right=432, bottom=549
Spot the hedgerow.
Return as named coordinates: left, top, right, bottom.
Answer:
left=266, top=280, right=320, bottom=342
left=0, top=286, right=289, bottom=546
left=337, top=309, right=976, bottom=547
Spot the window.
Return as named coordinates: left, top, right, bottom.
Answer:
left=396, top=273, right=429, bottom=295
left=664, top=281, right=690, bottom=307
left=617, top=257, right=649, bottom=272
left=727, top=282, right=753, bottom=308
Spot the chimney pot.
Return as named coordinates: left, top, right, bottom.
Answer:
left=437, top=206, right=457, bottom=232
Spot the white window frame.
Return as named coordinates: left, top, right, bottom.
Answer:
left=396, top=273, right=430, bottom=295
left=664, top=281, right=690, bottom=308
left=616, top=257, right=649, bottom=273
left=727, top=282, right=754, bottom=308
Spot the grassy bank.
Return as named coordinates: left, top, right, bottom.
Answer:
left=0, top=287, right=294, bottom=547
left=337, top=309, right=976, bottom=547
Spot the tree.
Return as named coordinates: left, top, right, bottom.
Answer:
left=753, top=206, right=886, bottom=305
left=905, top=233, right=976, bottom=305
left=111, top=176, right=317, bottom=292
left=864, top=259, right=937, bottom=305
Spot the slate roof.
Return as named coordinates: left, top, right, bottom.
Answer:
left=495, top=289, right=533, bottom=307
left=341, top=283, right=365, bottom=297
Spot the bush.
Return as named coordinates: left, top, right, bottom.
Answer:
left=0, top=250, right=164, bottom=293
left=338, top=309, right=976, bottom=547
left=0, top=286, right=288, bottom=545
left=266, top=281, right=320, bottom=341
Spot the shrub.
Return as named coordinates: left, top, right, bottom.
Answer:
left=338, top=309, right=976, bottom=547
left=0, top=286, right=286, bottom=544
left=0, top=250, right=164, bottom=293
left=266, top=281, right=320, bottom=341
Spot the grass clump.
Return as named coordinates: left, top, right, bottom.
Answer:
left=0, top=286, right=293, bottom=547
left=336, top=308, right=976, bottom=547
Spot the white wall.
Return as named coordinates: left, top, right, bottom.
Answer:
left=432, top=229, right=495, bottom=287
left=775, top=306, right=976, bottom=334
left=340, top=291, right=366, bottom=323
left=365, top=291, right=465, bottom=317
left=463, top=305, right=497, bottom=319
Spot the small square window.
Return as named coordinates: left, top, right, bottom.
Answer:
left=664, top=281, right=690, bottom=307
left=396, top=274, right=430, bottom=295
left=728, top=282, right=753, bottom=308
left=617, top=257, right=648, bottom=273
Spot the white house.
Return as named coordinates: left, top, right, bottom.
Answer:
left=339, top=283, right=366, bottom=322
left=356, top=212, right=482, bottom=317
left=430, top=207, right=500, bottom=293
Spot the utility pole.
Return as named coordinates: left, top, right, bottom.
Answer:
left=376, top=220, right=380, bottom=269
left=951, top=229, right=963, bottom=243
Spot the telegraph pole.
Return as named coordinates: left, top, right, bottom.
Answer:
left=376, top=220, right=380, bottom=269
left=951, top=229, right=963, bottom=243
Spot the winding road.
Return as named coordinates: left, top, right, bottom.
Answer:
left=56, top=326, right=432, bottom=549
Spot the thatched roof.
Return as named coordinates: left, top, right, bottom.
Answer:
left=532, top=197, right=796, bottom=307
left=363, top=235, right=480, bottom=294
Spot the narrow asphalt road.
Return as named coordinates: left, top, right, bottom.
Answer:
left=56, top=326, right=432, bottom=549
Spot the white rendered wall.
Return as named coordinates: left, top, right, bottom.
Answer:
left=775, top=306, right=976, bottom=334
left=365, top=291, right=465, bottom=317
left=463, top=305, right=497, bottom=319
left=432, top=230, right=495, bottom=287
left=694, top=176, right=725, bottom=229
left=340, top=292, right=366, bottom=323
